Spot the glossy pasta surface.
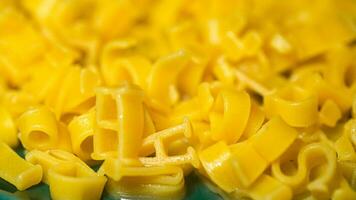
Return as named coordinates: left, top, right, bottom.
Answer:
left=0, top=0, right=356, bottom=199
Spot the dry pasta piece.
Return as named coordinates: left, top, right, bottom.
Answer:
left=210, top=88, right=251, bottom=144
left=93, top=84, right=146, bottom=161
left=117, top=84, right=145, bottom=165
left=139, top=119, right=199, bottom=168
left=0, top=105, right=18, bottom=147
left=100, top=39, right=152, bottom=88
left=250, top=117, right=298, bottom=163
left=243, top=174, right=292, bottom=200
left=147, top=50, right=190, bottom=106
left=45, top=66, right=100, bottom=118
left=26, top=149, right=87, bottom=183
left=18, top=106, right=59, bottom=150
left=68, top=109, right=95, bottom=161
left=295, top=72, right=352, bottom=113
left=230, top=141, right=268, bottom=188
left=241, top=101, right=265, bottom=139
left=99, top=160, right=185, bottom=199
left=264, top=85, right=318, bottom=127
left=48, top=163, right=107, bottom=200
left=199, top=141, right=240, bottom=192
left=272, top=142, right=337, bottom=198
left=0, top=142, right=42, bottom=191
left=92, top=87, right=120, bottom=160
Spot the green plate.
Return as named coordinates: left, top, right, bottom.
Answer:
left=0, top=148, right=223, bottom=200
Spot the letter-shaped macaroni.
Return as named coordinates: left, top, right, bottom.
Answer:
left=93, top=85, right=146, bottom=161
left=210, top=88, right=251, bottom=144
left=18, top=106, right=59, bottom=150
left=139, top=119, right=199, bottom=168
left=48, top=163, right=107, bottom=200
left=0, top=142, right=42, bottom=190
left=68, top=109, right=95, bottom=161
left=26, top=149, right=87, bottom=183
left=117, top=84, right=144, bottom=165
left=147, top=50, right=190, bottom=106
left=250, top=117, right=298, bottom=163
left=264, top=85, right=318, bottom=127
left=272, top=142, right=337, bottom=198
left=99, top=159, right=184, bottom=199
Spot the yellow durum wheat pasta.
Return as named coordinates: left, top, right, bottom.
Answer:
left=0, top=0, right=355, bottom=199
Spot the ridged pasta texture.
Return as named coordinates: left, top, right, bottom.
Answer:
left=0, top=0, right=356, bottom=199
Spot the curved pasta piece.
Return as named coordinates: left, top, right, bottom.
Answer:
left=68, top=109, right=95, bottom=161
left=45, top=66, right=100, bottom=118
left=210, top=88, right=251, bottom=144
left=295, top=72, right=352, bottom=112
left=147, top=50, right=190, bottom=106
left=99, top=161, right=185, bottom=199
left=272, top=142, right=337, bottom=198
left=177, top=48, right=208, bottom=96
left=199, top=141, right=240, bottom=192
left=168, top=82, right=215, bottom=127
left=250, top=117, right=298, bottom=163
left=101, top=39, right=152, bottom=88
left=264, top=85, right=318, bottom=127
left=56, top=122, right=72, bottom=152
left=48, top=163, right=107, bottom=200
left=0, top=142, right=42, bottom=191
left=243, top=174, right=292, bottom=200
left=0, top=105, right=18, bottom=147
left=18, top=106, right=59, bottom=150
left=335, top=119, right=356, bottom=162
left=241, top=101, right=265, bottom=139
left=230, top=141, right=268, bottom=188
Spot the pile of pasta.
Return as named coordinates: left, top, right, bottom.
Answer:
left=0, top=0, right=356, bottom=199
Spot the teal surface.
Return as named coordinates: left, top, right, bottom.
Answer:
left=0, top=148, right=223, bottom=200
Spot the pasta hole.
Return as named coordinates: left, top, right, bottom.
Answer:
left=28, top=131, right=50, bottom=146
left=80, top=136, right=94, bottom=154
left=280, top=160, right=298, bottom=176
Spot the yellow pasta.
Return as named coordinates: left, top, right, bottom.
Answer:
left=272, top=142, right=337, bottom=198
left=264, top=85, right=318, bottom=127
left=18, top=106, right=59, bottom=150
left=26, top=149, right=106, bottom=200
left=250, top=117, right=298, bottom=163
left=48, top=163, right=107, bottom=200
left=99, top=159, right=185, bottom=198
left=0, top=0, right=355, bottom=199
left=68, top=109, right=95, bottom=161
left=0, top=142, right=42, bottom=190
left=0, top=105, right=18, bottom=147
